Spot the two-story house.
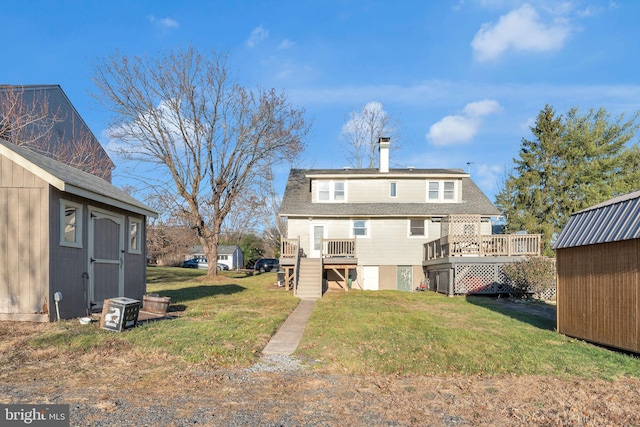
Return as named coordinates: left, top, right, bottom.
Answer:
left=280, top=138, right=541, bottom=298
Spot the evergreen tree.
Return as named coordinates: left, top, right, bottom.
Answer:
left=496, top=105, right=640, bottom=256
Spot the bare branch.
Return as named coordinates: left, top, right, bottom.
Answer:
left=92, top=46, right=310, bottom=275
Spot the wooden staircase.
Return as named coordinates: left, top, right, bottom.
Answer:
left=294, top=258, right=322, bottom=299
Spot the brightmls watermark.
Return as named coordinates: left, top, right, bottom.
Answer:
left=1, top=405, right=69, bottom=426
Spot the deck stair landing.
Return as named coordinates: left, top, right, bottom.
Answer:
left=295, top=258, right=322, bottom=299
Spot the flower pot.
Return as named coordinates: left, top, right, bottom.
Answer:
left=142, top=294, right=171, bottom=314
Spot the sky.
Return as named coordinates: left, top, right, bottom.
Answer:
left=2, top=0, right=639, bottom=204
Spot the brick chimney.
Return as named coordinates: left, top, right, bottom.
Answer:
left=379, top=137, right=390, bottom=173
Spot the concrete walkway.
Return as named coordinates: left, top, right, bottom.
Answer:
left=262, top=298, right=317, bottom=355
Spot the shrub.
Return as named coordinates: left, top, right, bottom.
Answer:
left=503, top=256, right=556, bottom=299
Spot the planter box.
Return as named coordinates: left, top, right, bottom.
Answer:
left=101, top=297, right=141, bottom=332
left=143, top=294, right=171, bottom=314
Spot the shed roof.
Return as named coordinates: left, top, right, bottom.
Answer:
left=553, top=189, right=640, bottom=249
left=279, top=168, right=500, bottom=217
left=0, top=138, right=156, bottom=217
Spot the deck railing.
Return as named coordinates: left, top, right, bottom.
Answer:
left=424, top=234, right=541, bottom=260
left=281, top=238, right=357, bottom=258
left=281, top=238, right=299, bottom=258
left=322, top=239, right=356, bottom=258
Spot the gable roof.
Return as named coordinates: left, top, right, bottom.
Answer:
left=0, top=84, right=115, bottom=180
left=553, top=189, right=640, bottom=250
left=279, top=168, right=500, bottom=217
left=0, top=138, right=156, bottom=217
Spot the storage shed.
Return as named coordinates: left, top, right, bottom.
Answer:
left=0, top=139, right=156, bottom=322
left=554, top=190, right=640, bottom=353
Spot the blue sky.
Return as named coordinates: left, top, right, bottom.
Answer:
left=2, top=0, right=639, bottom=203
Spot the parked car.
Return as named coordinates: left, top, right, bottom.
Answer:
left=182, top=257, right=228, bottom=271
left=254, top=258, right=279, bottom=273
left=183, top=257, right=207, bottom=269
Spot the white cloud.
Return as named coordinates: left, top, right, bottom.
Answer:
left=426, top=99, right=501, bottom=146
left=247, top=26, right=269, bottom=47
left=471, top=3, right=571, bottom=62
left=341, top=101, right=386, bottom=136
left=427, top=115, right=479, bottom=146
left=474, top=163, right=504, bottom=194
left=463, top=99, right=502, bottom=117
left=278, top=39, right=295, bottom=50
left=148, top=15, right=179, bottom=29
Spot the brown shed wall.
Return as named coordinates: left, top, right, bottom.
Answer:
left=557, top=239, right=639, bottom=353
left=0, top=156, right=49, bottom=321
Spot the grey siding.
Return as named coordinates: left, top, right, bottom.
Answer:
left=124, top=214, right=147, bottom=300
left=49, top=190, right=90, bottom=320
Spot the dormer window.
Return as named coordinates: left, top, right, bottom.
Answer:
left=427, top=180, right=458, bottom=202
left=317, top=180, right=346, bottom=202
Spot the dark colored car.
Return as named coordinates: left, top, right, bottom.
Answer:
left=254, top=258, right=279, bottom=273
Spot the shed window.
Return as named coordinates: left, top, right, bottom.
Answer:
left=128, top=217, right=142, bottom=254
left=60, top=200, right=83, bottom=248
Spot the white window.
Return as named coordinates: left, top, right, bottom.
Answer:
left=444, top=181, right=455, bottom=200
left=409, top=219, right=426, bottom=237
left=218, top=254, right=228, bottom=261
left=318, top=181, right=330, bottom=201
left=352, top=219, right=369, bottom=237
left=427, top=180, right=457, bottom=202
left=428, top=182, right=440, bottom=200
left=390, top=182, right=397, bottom=198
left=60, top=200, right=83, bottom=248
left=334, top=181, right=345, bottom=200
left=128, top=217, right=142, bottom=254
left=316, top=180, right=346, bottom=202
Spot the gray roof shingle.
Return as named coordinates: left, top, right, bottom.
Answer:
left=279, top=168, right=500, bottom=217
left=0, top=138, right=156, bottom=217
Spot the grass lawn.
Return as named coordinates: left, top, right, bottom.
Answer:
left=297, top=290, right=640, bottom=380
left=25, top=267, right=640, bottom=379
left=29, top=267, right=299, bottom=367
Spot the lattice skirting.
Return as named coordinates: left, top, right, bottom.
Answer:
left=453, top=263, right=556, bottom=300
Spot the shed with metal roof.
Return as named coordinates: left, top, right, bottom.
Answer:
left=553, top=190, right=640, bottom=353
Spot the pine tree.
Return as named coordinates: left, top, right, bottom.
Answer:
left=496, top=105, right=640, bottom=256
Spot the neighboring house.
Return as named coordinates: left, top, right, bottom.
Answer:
left=279, top=138, right=541, bottom=298
left=554, top=190, right=640, bottom=353
left=0, top=138, right=156, bottom=322
left=217, top=245, right=244, bottom=270
left=189, top=244, right=244, bottom=270
left=0, top=84, right=115, bottom=182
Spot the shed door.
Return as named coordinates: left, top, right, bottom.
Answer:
left=89, top=209, right=124, bottom=307
left=363, top=266, right=379, bottom=290
left=397, top=266, right=413, bottom=292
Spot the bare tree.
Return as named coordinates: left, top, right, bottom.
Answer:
left=0, top=85, right=114, bottom=181
left=341, top=101, right=399, bottom=168
left=92, top=46, right=309, bottom=275
left=0, top=85, right=59, bottom=146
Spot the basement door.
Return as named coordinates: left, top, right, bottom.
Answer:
left=362, top=266, right=379, bottom=290
left=397, top=266, right=413, bottom=292
left=88, top=208, right=125, bottom=307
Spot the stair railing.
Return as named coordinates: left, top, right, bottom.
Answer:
left=293, top=236, right=302, bottom=295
